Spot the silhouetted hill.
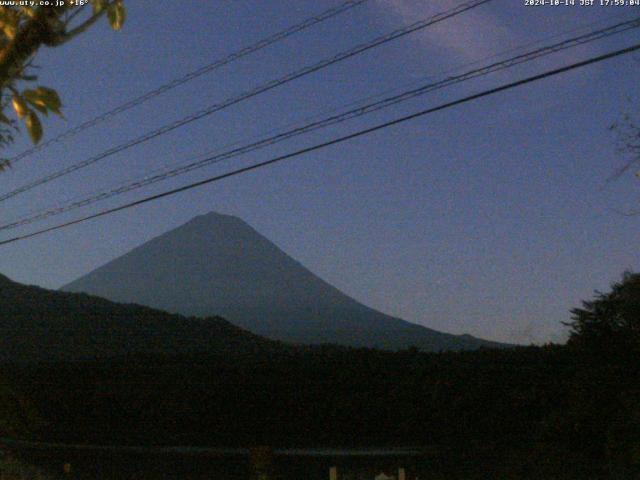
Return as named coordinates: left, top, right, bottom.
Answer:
left=0, top=273, right=280, bottom=362
left=63, top=212, right=507, bottom=351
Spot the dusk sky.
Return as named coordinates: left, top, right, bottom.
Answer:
left=0, top=0, right=639, bottom=344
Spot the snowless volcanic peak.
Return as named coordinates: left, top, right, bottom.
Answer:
left=63, top=212, right=507, bottom=352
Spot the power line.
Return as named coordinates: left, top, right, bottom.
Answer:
left=6, top=0, right=371, bottom=165
left=0, top=0, right=493, bottom=203
left=6, top=7, right=627, bottom=215
left=12, top=9, right=627, bottom=219
left=1, top=41, right=637, bottom=247
left=2, top=16, right=638, bottom=231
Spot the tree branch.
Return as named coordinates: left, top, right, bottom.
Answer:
left=56, top=7, right=108, bottom=45
left=0, top=8, right=63, bottom=88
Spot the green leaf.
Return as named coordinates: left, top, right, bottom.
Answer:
left=107, top=1, right=125, bottom=31
left=92, top=0, right=107, bottom=14
left=23, top=89, right=49, bottom=116
left=21, top=87, right=63, bottom=117
left=36, top=86, right=62, bottom=116
left=0, top=9, right=18, bottom=40
left=11, top=95, right=27, bottom=119
left=25, top=111, right=42, bottom=144
left=18, top=6, right=37, bottom=18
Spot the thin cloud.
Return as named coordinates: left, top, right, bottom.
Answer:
left=377, top=0, right=512, bottom=62
left=376, top=0, right=602, bottom=88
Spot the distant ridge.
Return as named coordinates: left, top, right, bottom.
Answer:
left=0, top=272, right=279, bottom=362
left=63, top=212, right=508, bottom=351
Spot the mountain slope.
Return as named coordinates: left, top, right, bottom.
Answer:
left=63, top=212, right=506, bottom=351
left=0, top=273, right=279, bottom=362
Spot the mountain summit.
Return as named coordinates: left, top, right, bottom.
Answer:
left=63, top=212, right=505, bottom=351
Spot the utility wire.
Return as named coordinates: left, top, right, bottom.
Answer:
left=0, top=0, right=493, bottom=203
left=2, top=16, right=638, bottom=231
left=6, top=0, right=371, bottom=165
left=1, top=41, right=638, bottom=247
left=15, top=9, right=626, bottom=215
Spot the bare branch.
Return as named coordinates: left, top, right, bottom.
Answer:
left=58, top=8, right=107, bottom=45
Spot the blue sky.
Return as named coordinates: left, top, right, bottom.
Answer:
left=0, top=0, right=639, bottom=344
